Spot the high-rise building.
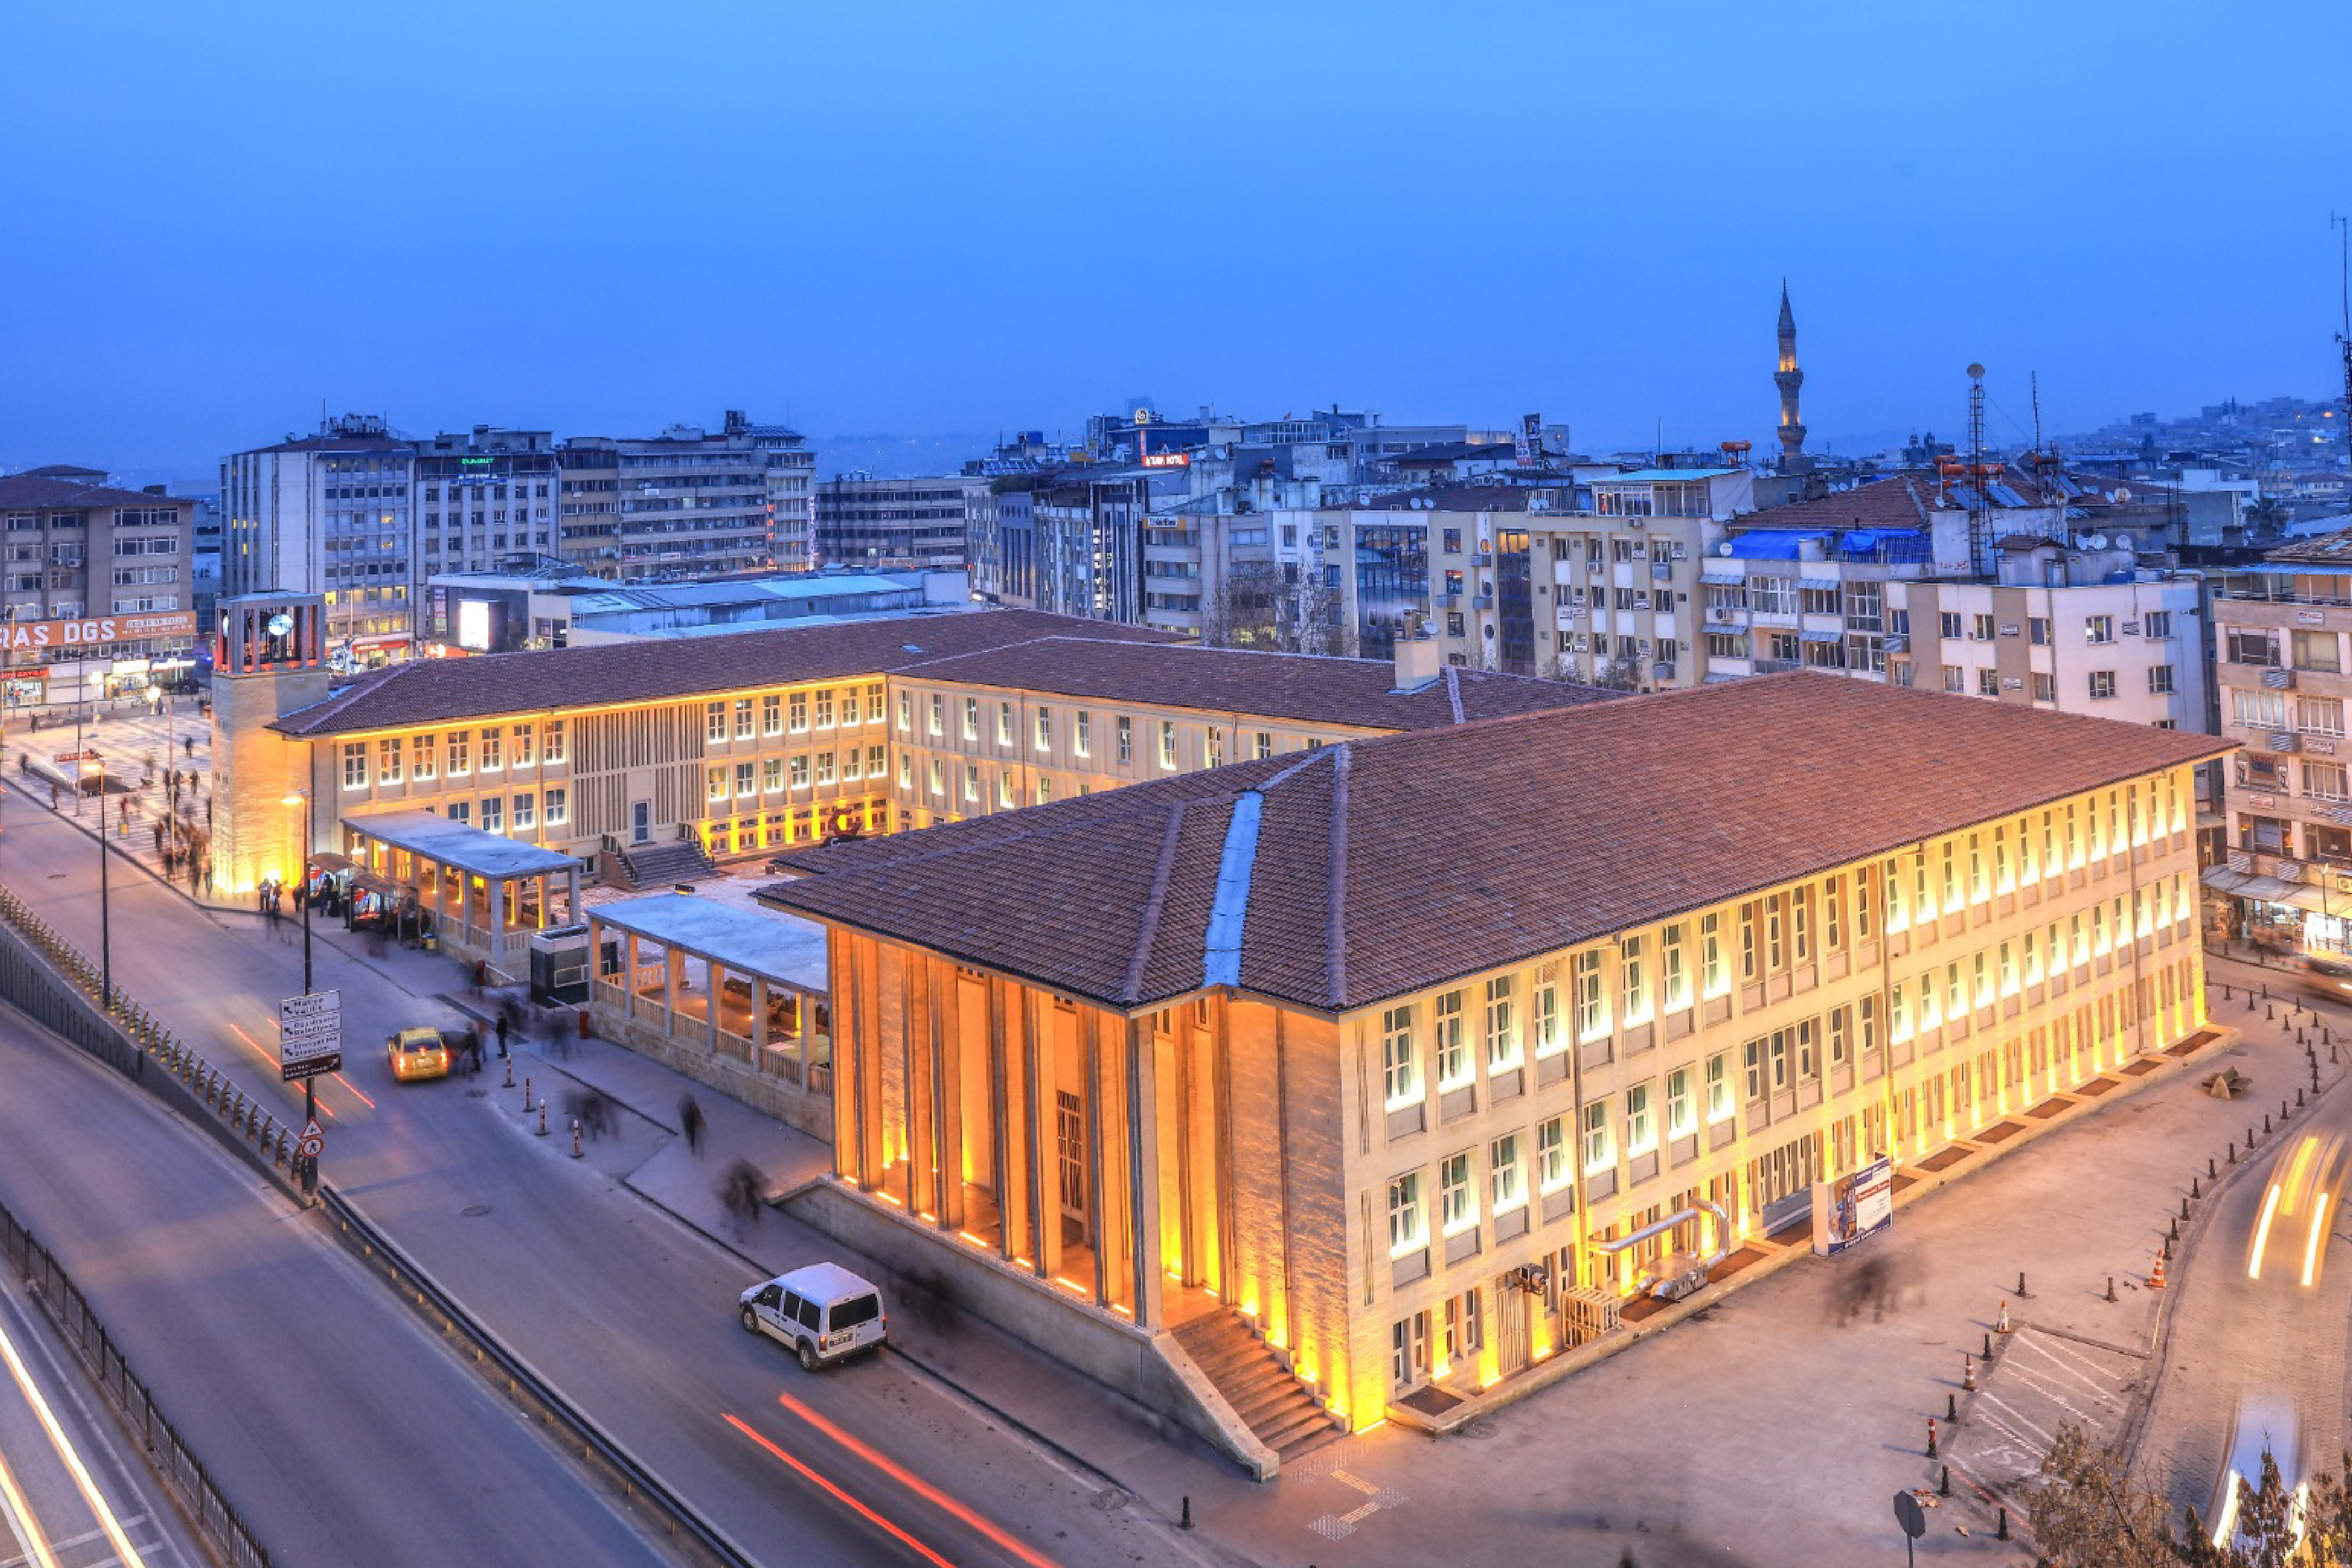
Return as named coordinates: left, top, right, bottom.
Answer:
left=413, top=427, right=560, bottom=578
left=559, top=422, right=778, bottom=581
left=221, top=414, right=418, bottom=663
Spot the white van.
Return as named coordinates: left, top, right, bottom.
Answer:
left=739, top=1263, right=887, bottom=1369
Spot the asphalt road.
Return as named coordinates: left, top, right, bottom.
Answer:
left=0, top=778, right=1200, bottom=1568
left=0, top=1005, right=660, bottom=1567
left=0, top=1268, right=206, bottom=1568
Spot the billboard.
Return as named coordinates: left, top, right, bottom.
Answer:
left=1812, top=1154, right=1894, bottom=1256
left=0, top=611, right=197, bottom=651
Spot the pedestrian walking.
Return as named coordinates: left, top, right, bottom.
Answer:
left=150, top=820, right=163, bottom=852
left=468, top=1022, right=484, bottom=1072
left=494, top=1011, right=511, bottom=1059
left=680, top=1093, right=705, bottom=1157
left=183, top=736, right=194, bottom=759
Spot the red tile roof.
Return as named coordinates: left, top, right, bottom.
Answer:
left=0, top=475, right=191, bottom=511
left=890, top=637, right=1613, bottom=731
left=759, top=673, right=2231, bottom=1015
left=270, top=610, right=1181, bottom=737
left=1739, top=475, right=1934, bottom=531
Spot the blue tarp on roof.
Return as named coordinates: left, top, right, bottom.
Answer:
left=1726, top=533, right=1805, bottom=559
left=1727, top=528, right=1932, bottom=564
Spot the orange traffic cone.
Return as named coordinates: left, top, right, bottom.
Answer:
left=2148, top=1251, right=2166, bottom=1291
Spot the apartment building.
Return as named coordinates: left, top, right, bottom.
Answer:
left=0, top=470, right=198, bottom=712
left=221, top=414, right=418, bottom=658
left=812, top=474, right=985, bottom=571
left=412, top=427, right=559, bottom=579
left=560, top=421, right=775, bottom=580
left=1526, top=466, right=1757, bottom=688
left=758, top=675, right=2222, bottom=1470
left=2206, top=534, right=2352, bottom=950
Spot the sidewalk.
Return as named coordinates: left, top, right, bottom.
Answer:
left=443, top=985, right=1252, bottom=1523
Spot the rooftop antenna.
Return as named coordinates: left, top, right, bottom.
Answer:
left=1966, top=363, right=1989, bottom=576
left=2335, top=215, right=2352, bottom=443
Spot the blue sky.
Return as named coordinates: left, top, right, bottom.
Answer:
left=4, top=0, right=2344, bottom=477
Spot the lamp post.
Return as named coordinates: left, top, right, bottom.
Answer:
left=92, top=752, right=110, bottom=1009
left=283, top=789, right=317, bottom=1174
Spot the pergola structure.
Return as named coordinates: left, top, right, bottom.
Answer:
left=586, top=892, right=833, bottom=1135
left=341, top=808, right=582, bottom=971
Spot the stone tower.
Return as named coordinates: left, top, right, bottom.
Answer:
left=1775, top=280, right=1809, bottom=472
left=209, top=592, right=330, bottom=896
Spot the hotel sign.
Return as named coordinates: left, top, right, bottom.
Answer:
left=1140, top=451, right=1190, bottom=469
left=0, top=611, right=197, bottom=652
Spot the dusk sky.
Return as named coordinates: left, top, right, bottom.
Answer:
left=6, top=1, right=2345, bottom=479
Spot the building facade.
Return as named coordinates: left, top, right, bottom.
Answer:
left=221, top=414, right=419, bottom=659
left=2206, top=537, right=2352, bottom=949
left=813, top=474, right=986, bottom=571
left=761, top=676, right=2224, bottom=1470
left=0, top=470, right=199, bottom=713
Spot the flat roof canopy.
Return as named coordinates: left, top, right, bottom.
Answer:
left=344, top=809, right=581, bottom=880
left=589, top=892, right=829, bottom=993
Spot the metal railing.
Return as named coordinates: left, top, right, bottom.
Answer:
left=0, top=1198, right=273, bottom=1568
left=0, top=885, right=302, bottom=1191
left=316, top=1190, right=756, bottom=1568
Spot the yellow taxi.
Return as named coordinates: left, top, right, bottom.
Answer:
left=385, top=1025, right=454, bottom=1083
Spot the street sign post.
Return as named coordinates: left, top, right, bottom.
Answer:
left=279, top=990, right=343, bottom=1082
left=1892, top=1489, right=1927, bottom=1565
left=296, top=1119, right=324, bottom=1160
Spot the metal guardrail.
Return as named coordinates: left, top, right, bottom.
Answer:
left=0, top=884, right=303, bottom=1190
left=0, top=884, right=752, bottom=1568
left=0, top=1197, right=274, bottom=1568
left=315, top=1189, right=757, bottom=1568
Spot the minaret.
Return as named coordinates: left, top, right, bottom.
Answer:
left=1774, top=280, right=1808, bottom=471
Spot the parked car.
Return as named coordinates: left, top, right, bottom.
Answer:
left=385, top=1025, right=456, bottom=1083
left=738, top=1263, right=887, bottom=1370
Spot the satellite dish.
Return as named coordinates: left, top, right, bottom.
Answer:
left=1966, top=363, right=1986, bottom=380
left=2087, top=534, right=2110, bottom=550
left=1717, top=541, right=1736, bottom=556
left=2111, top=532, right=2134, bottom=551
left=2114, top=486, right=2133, bottom=503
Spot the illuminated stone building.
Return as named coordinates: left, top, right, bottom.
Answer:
left=756, top=676, right=2224, bottom=1473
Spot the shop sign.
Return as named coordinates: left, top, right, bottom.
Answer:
left=0, top=611, right=197, bottom=651
left=2299, top=610, right=2327, bottom=624
left=2312, top=737, right=2339, bottom=757
left=1813, top=1154, right=1894, bottom=1256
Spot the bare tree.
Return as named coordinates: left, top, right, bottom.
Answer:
left=1200, top=562, right=1285, bottom=651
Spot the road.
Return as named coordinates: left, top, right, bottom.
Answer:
left=2135, top=961, right=2352, bottom=1536
left=0, top=1005, right=660, bottom=1566
left=0, top=779, right=1199, bottom=1568
left=0, top=1267, right=207, bottom=1568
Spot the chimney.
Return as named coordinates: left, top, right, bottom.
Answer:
left=1391, top=612, right=1442, bottom=692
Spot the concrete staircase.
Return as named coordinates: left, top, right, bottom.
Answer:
left=1170, top=1312, right=1343, bottom=1469
left=604, top=838, right=717, bottom=891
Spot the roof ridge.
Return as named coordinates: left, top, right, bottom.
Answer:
left=1122, top=801, right=1187, bottom=1004
left=1202, top=794, right=1264, bottom=989
left=1325, top=743, right=1351, bottom=1008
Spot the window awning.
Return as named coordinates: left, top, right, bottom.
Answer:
left=1800, top=627, right=1844, bottom=644
left=343, top=808, right=580, bottom=880
left=1700, top=565, right=1745, bottom=585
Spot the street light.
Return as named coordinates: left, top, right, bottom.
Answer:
left=282, top=790, right=312, bottom=995
left=283, top=788, right=318, bottom=1188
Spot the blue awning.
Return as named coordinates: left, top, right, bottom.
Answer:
left=1800, top=627, right=1843, bottom=644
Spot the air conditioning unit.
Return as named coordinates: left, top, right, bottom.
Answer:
left=2271, top=732, right=2303, bottom=753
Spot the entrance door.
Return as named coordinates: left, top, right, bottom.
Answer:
left=1055, top=1090, right=1087, bottom=1223
left=630, top=801, right=651, bottom=844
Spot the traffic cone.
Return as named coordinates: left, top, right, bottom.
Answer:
left=1996, top=1299, right=2011, bottom=1334
left=2149, top=1251, right=2166, bottom=1290
left=1926, top=1417, right=1938, bottom=1457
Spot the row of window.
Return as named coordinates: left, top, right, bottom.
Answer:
left=341, top=720, right=569, bottom=788
left=909, top=688, right=1287, bottom=769
left=707, top=685, right=887, bottom=743
left=2230, top=690, right=2347, bottom=735
left=707, top=747, right=889, bottom=800
left=1936, top=610, right=2170, bottom=645
left=1939, top=665, right=2172, bottom=701
left=2225, top=626, right=2343, bottom=673
left=1888, top=874, right=2193, bottom=1042
left=436, top=788, right=567, bottom=833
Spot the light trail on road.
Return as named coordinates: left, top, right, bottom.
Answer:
left=772, top=1387, right=1063, bottom=1568
left=724, top=1414, right=957, bottom=1568
left=0, top=1313, right=145, bottom=1568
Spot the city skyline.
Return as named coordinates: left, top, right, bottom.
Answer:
left=8, top=1, right=2349, bottom=478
